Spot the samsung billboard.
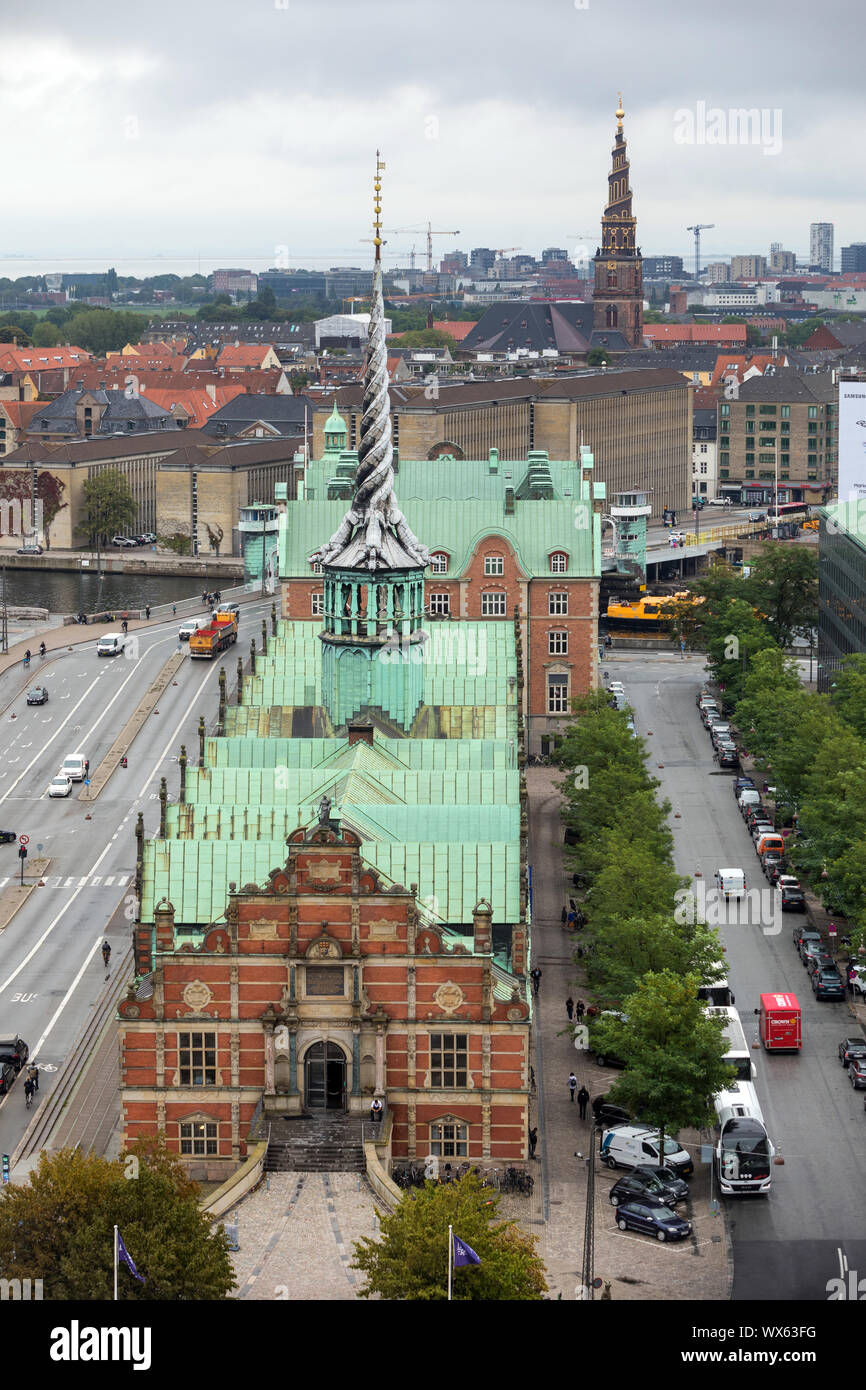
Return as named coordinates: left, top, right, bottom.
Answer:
left=837, top=381, right=866, bottom=502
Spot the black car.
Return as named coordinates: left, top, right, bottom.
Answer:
left=0, top=1060, right=16, bottom=1096
left=849, top=1058, right=866, bottom=1090
left=813, top=968, right=846, bottom=1000
left=0, top=830, right=16, bottom=845
left=631, top=1164, right=690, bottom=1204
left=26, top=686, right=48, bottom=705
left=592, top=1096, right=630, bottom=1127
left=838, top=1037, right=866, bottom=1067
left=806, top=952, right=836, bottom=980
left=0, top=1035, right=28, bottom=1072
left=614, top=1201, right=692, bottom=1242
left=608, top=1175, right=670, bottom=1209
left=779, top=885, right=805, bottom=911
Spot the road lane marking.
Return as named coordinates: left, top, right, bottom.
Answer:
left=0, top=678, right=100, bottom=807
left=135, top=660, right=221, bottom=800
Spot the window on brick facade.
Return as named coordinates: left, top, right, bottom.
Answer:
left=483, top=555, right=504, bottom=576
left=549, top=551, right=568, bottom=573
left=180, top=1121, right=218, bottom=1156
left=178, top=1031, right=217, bottom=1086
left=430, top=552, right=449, bottom=574
left=481, top=591, right=506, bottom=616
left=311, top=592, right=324, bottom=616
left=781, top=405, right=790, bottom=419
left=430, top=1120, right=468, bottom=1157
left=549, top=629, right=568, bottom=655
left=547, top=672, right=569, bottom=714
left=430, top=1033, right=468, bottom=1088
left=429, top=592, right=450, bottom=615
left=548, top=591, right=568, bottom=616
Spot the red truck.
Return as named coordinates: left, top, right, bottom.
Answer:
left=759, top=992, right=801, bottom=1052
left=189, top=612, right=238, bottom=659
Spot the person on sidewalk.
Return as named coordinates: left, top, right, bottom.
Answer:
left=530, top=966, right=542, bottom=997
left=568, top=1072, right=578, bottom=1103
left=561, top=906, right=568, bottom=925
left=528, top=1126, right=538, bottom=1160
left=566, top=996, right=575, bottom=1021
left=577, top=1084, right=590, bottom=1119
left=575, top=999, right=585, bottom=1023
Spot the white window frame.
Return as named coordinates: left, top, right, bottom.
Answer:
left=429, top=1120, right=468, bottom=1158
left=481, top=590, right=506, bottom=617
left=430, top=552, right=449, bottom=574
left=483, top=555, right=504, bottom=576
left=429, top=592, right=450, bottom=615
left=548, top=629, right=568, bottom=655
left=549, top=551, right=568, bottom=573
left=180, top=1121, right=218, bottom=1156
left=548, top=591, right=568, bottom=616
left=311, top=592, right=324, bottom=616
left=547, top=672, right=569, bottom=714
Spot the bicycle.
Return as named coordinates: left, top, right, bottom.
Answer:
left=24, top=1082, right=34, bottom=1109
left=101, top=944, right=111, bottom=970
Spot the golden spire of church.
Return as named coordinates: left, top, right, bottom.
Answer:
left=373, top=151, right=386, bottom=264
left=616, top=94, right=625, bottom=132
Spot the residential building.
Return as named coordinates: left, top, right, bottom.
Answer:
left=692, top=407, right=718, bottom=499
left=841, top=244, right=866, bottom=273
left=730, top=255, right=768, bottom=279
left=803, top=322, right=866, bottom=352
left=470, top=248, right=496, bottom=273
left=643, top=323, right=748, bottom=350
left=705, top=262, right=731, bottom=283
left=119, top=233, right=532, bottom=1177
left=810, top=223, right=834, bottom=273
left=769, top=249, right=797, bottom=274
left=592, top=98, right=643, bottom=348
left=717, top=368, right=838, bottom=504
left=215, top=343, right=282, bottom=373
left=0, top=346, right=91, bottom=376
left=211, top=268, right=258, bottom=295
left=323, top=267, right=374, bottom=299
left=643, top=255, right=684, bottom=277
left=200, top=393, right=312, bottom=441
left=26, top=385, right=181, bottom=445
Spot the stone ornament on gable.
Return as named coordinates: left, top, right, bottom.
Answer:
left=183, top=980, right=213, bottom=1013
left=434, top=981, right=464, bottom=1015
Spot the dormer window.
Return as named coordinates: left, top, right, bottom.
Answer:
left=430, top=551, right=449, bottom=574
left=549, top=552, right=568, bottom=573
left=483, top=555, right=504, bottom=576
left=311, top=560, right=323, bottom=575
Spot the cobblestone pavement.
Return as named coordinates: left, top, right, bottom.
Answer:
left=229, top=1171, right=381, bottom=1301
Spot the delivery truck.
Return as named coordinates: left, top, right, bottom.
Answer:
left=758, top=991, right=801, bottom=1052
left=189, top=612, right=238, bottom=659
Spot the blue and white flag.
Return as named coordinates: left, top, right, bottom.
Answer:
left=452, top=1234, right=481, bottom=1268
left=116, top=1230, right=146, bottom=1283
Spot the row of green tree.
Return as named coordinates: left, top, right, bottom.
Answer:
left=555, top=693, right=733, bottom=1156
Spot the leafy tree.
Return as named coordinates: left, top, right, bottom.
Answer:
left=593, top=970, right=734, bottom=1156
left=389, top=329, right=455, bottom=350
left=0, top=1141, right=235, bottom=1299
left=586, top=348, right=611, bottom=367
left=585, top=837, right=686, bottom=934
left=586, top=911, right=724, bottom=1007
left=829, top=653, right=866, bottom=731
left=78, top=469, right=137, bottom=548
left=32, top=320, right=61, bottom=347
left=64, top=308, right=148, bottom=353
left=0, top=325, right=31, bottom=345
left=744, top=544, right=818, bottom=646
left=351, top=1173, right=546, bottom=1300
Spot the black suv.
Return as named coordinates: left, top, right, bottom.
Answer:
left=0, top=1035, right=28, bottom=1073
left=838, top=1037, right=866, bottom=1067
left=608, top=1174, right=670, bottom=1208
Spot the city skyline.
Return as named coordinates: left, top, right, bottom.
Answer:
left=1, top=0, right=863, bottom=269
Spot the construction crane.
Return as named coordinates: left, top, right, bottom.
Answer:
left=384, top=222, right=461, bottom=272
left=492, top=247, right=521, bottom=257
left=687, top=223, right=715, bottom=277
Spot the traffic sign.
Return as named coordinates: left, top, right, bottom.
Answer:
left=18, top=834, right=29, bottom=845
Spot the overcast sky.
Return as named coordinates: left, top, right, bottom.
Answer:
left=2, top=0, right=863, bottom=274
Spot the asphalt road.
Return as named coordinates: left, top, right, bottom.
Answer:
left=609, top=651, right=866, bottom=1303
left=0, top=597, right=276, bottom=1162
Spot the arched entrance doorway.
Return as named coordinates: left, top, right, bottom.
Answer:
left=304, top=1042, right=346, bottom=1111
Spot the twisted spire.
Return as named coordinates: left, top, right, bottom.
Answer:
left=311, top=156, right=429, bottom=572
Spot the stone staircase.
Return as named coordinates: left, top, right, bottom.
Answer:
left=264, top=1113, right=366, bottom=1173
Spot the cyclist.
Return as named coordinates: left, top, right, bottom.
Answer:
left=101, top=941, right=111, bottom=968
left=39, top=641, right=46, bottom=657
left=23, top=1077, right=34, bottom=1108
left=23, top=650, right=30, bottom=669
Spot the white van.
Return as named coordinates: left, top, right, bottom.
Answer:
left=737, top=789, right=761, bottom=813
left=97, top=633, right=125, bottom=657
left=60, top=754, right=88, bottom=781
left=715, top=867, right=746, bottom=899
left=600, top=1125, right=694, bottom=1176
left=178, top=616, right=210, bottom=642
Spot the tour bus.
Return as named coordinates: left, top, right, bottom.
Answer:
left=697, top=978, right=736, bottom=1008
left=706, top=1005, right=754, bottom=1083
left=707, top=1005, right=774, bottom=1195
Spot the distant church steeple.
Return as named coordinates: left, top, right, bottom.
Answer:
left=592, top=96, right=643, bottom=348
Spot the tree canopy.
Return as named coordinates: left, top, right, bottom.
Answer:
left=78, top=468, right=137, bottom=544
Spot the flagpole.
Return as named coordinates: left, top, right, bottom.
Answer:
left=113, top=1224, right=118, bottom=1301
left=447, top=1224, right=452, bottom=1302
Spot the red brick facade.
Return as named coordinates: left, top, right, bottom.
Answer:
left=120, top=828, right=530, bottom=1178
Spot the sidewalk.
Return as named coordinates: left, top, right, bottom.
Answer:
left=525, top=766, right=730, bottom=1301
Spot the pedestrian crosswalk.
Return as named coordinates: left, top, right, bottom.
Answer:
left=0, top=873, right=132, bottom=891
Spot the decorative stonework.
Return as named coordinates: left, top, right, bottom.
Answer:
left=182, top=980, right=213, bottom=1013
left=248, top=919, right=281, bottom=939
left=434, top=981, right=464, bottom=1015
left=366, top=918, right=399, bottom=940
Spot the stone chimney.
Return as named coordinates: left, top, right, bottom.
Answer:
left=153, top=899, right=176, bottom=953
left=347, top=722, right=374, bottom=747
left=472, top=898, right=493, bottom=954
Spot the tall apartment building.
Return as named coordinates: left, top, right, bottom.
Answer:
left=810, top=223, right=834, bottom=272
left=730, top=255, right=767, bottom=279
left=705, top=262, right=731, bottom=284
left=769, top=249, right=797, bottom=273
left=644, top=256, right=684, bottom=277
left=717, top=369, right=837, bottom=504
left=841, top=244, right=866, bottom=273
left=211, top=268, right=257, bottom=295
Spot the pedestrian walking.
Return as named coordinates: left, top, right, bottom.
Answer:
left=577, top=1085, right=590, bottom=1119
left=575, top=999, right=585, bottom=1022
left=566, top=996, right=575, bottom=1021
left=370, top=1097, right=383, bottom=1125
left=567, top=910, right=576, bottom=930
left=121, top=618, right=128, bottom=634
left=561, top=905, right=568, bottom=925
left=568, top=1072, right=578, bottom=1103
left=145, top=605, right=151, bottom=620
left=528, top=1126, right=538, bottom=1160
left=530, top=966, right=542, bottom=997
left=172, top=604, right=177, bottom=616
left=27, top=1063, right=38, bottom=1092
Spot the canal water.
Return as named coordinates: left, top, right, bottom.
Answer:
left=1, top=569, right=211, bottom=615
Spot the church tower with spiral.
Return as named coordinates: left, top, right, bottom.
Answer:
left=592, top=96, right=643, bottom=348
left=310, top=156, right=430, bottom=732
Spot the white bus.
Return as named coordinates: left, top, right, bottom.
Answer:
left=707, top=1006, right=774, bottom=1196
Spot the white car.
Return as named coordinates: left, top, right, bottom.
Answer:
left=707, top=497, right=733, bottom=507
left=48, top=775, right=72, bottom=798
left=849, top=965, right=866, bottom=999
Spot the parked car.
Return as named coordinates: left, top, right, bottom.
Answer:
left=631, top=1164, right=690, bottom=1204
left=26, top=686, right=48, bottom=705
left=793, top=924, right=820, bottom=949
left=111, top=536, right=135, bottom=548
left=848, top=966, right=866, bottom=999
left=802, top=940, right=832, bottom=970
left=0, top=1060, right=16, bottom=1095
left=813, top=968, right=846, bottom=1000
left=849, top=1058, right=866, bottom=1089
left=806, top=952, right=836, bottom=980
left=614, top=1201, right=692, bottom=1242
left=0, top=1035, right=29, bottom=1072
left=778, top=883, right=805, bottom=911
left=48, top=775, right=73, bottom=798
left=707, top=497, right=733, bottom=507
left=838, top=1037, right=866, bottom=1067
left=718, top=749, right=740, bottom=769
left=608, top=1175, right=671, bottom=1208
left=0, top=830, right=16, bottom=844
left=16, top=545, right=43, bottom=555
left=761, top=851, right=786, bottom=879
left=592, top=1096, right=631, bottom=1127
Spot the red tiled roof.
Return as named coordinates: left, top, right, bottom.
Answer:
left=140, top=386, right=246, bottom=425
left=0, top=400, right=43, bottom=429
left=643, top=324, right=747, bottom=344
left=0, top=346, right=92, bottom=371
left=216, top=344, right=276, bottom=367
left=432, top=320, right=475, bottom=342
left=709, top=352, right=786, bottom=387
